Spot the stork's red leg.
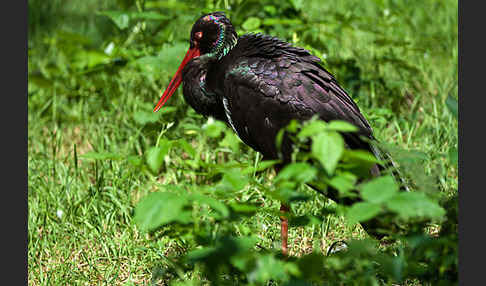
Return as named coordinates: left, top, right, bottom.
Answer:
left=280, top=203, right=290, bottom=256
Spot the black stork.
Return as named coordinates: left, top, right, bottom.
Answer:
left=154, top=12, right=398, bottom=255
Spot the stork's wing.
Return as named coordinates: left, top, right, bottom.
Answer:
left=222, top=35, right=375, bottom=161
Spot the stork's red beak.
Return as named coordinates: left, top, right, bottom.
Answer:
left=153, top=47, right=201, bottom=112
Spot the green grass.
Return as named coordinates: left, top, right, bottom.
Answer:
left=28, top=0, right=457, bottom=284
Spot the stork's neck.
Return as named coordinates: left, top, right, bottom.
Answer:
left=181, top=55, right=227, bottom=121
left=206, top=29, right=238, bottom=60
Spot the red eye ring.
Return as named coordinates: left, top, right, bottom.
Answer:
left=194, top=31, right=203, bottom=40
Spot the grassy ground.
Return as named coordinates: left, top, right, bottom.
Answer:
left=28, top=0, right=457, bottom=284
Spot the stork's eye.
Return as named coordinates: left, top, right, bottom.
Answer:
left=194, top=31, right=203, bottom=40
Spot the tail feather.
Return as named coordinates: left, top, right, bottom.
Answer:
left=370, top=142, right=410, bottom=192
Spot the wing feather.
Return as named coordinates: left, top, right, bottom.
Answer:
left=220, top=34, right=375, bottom=160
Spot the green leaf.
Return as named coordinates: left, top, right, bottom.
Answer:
left=298, top=120, right=327, bottom=138
left=263, top=6, right=277, bottom=16
left=79, top=50, right=111, bottom=68
left=327, top=172, right=358, bottom=196
left=243, top=160, right=280, bottom=174
left=248, top=254, right=289, bottom=283
left=126, top=155, right=143, bottom=167
left=343, top=149, right=383, bottom=164
left=289, top=0, right=305, bottom=10
left=295, top=253, right=325, bottom=281
left=132, top=42, right=187, bottom=78
left=229, top=203, right=259, bottom=216
left=346, top=202, right=382, bottom=224
left=326, top=120, right=359, bottom=132
left=145, top=142, right=171, bottom=174
left=98, top=11, right=169, bottom=30
left=134, top=192, right=191, bottom=231
left=188, top=193, right=229, bottom=219
left=186, top=236, right=257, bottom=265
left=276, top=162, right=317, bottom=184
left=220, top=130, right=240, bottom=152
left=271, top=186, right=310, bottom=204
left=289, top=214, right=322, bottom=227
left=359, top=175, right=398, bottom=204
left=242, top=17, right=261, bottom=31
left=133, top=110, right=159, bottom=125
left=203, top=119, right=226, bottom=138
left=98, top=11, right=130, bottom=30
left=185, top=246, right=218, bottom=262
left=312, top=131, right=344, bottom=175
left=385, top=192, right=446, bottom=220
left=446, top=95, right=458, bottom=119
left=177, top=139, right=196, bottom=158
left=217, top=169, right=249, bottom=192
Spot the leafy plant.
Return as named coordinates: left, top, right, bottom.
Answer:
left=28, top=0, right=457, bottom=284
left=133, top=118, right=455, bottom=285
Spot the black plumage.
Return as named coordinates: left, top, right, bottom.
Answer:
left=154, top=12, right=401, bottom=254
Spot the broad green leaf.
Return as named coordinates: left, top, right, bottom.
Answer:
left=446, top=95, right=458, bottom=119
left=263, top=6, right=277, bottom=16
left=220, top=131, right=240, bottom=152
left=188, top=193, right=229, bottom=219
left=312, top=131, right=344, bottom=175
left=71, top=50, right=111, bottom=70
left=248, top=254, right=289, bottom=283
left=126, top=155, right=143, bottom=167
left=132, top=42, right=186, bottom=77
left=98, top=11, right=170, bottom=29
left=285, top=119, right=300, bottom=133
left=203, top=119, right=226, bottom=138
left=326, top=120, right=359, bottom=132
left=133, top=110, right=159, bottom=125
left=346, top=202, right=382, bottom=224
left=145, top=142, right=171, bottom=174
left=271, top=186, right=310, bottom=203
left=298, top=120, right=327, bottom=138
left=385, top=192, right=446, bottom=220
left=134, top=192, right=191, bottom=231
left=276, top=162, right=317, bottom=184
left=242, top=17, right=261, bottom=31
left=186, top=246, right=218, bottom=262
left=289, top=214, right=322, bottom=227
left=328, top=172, right=358, bottom=196
left=186, top=236, right=257, bottom=264
left=177, top=139, right=196, bottom=158
left=217, top=169, right=249, bottom=191
left=295, top=253, right=325, bottom=281
left=98, top=11, right=130, bottom=29
left=289, top=0, right=305, bottom=10
left=243, top=160, right=280, bottom=174
left=343, top=149, right=383, bottom=164
left=359, top=175, right=398, bottom=204
left=229, top=203, right=259, bottom=216
left=81, top=50, right=111, bottom=68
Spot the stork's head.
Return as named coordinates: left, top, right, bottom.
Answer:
left=153, top=12, right=238, bottom=112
